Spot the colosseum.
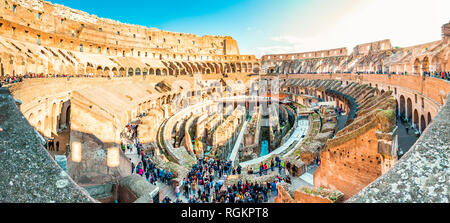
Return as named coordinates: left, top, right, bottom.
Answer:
left=0, top=0, right=448, bottom=204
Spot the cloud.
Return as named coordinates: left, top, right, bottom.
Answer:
left=270, top=35, right=304, bottom=44
left=254, top=45, right=297, bottom=57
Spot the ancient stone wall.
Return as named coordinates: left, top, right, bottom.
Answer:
left=262, top=24, right=448, bottom=75
left=0, top=0, right=238, bottom=55
left=0, top=0, right=259, bottom=77
left=261, top=47, right=348, bottom=61
left=275, top=184, right=344, bottom=203
left=280, top=78, right=399, bottom=200
left=278, top=73, right=449, bottom=133
left=353, top=39, right=392, bottom=56
left=349, top=94, right=450, bottom=203
left=0, top=87, right=95, bottom=202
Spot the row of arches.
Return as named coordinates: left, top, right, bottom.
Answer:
left=398, top=95, right=432, bottom=133
left=27, top=100, right=71, bottom=138
left=84, top=61, right=260, bottom=77
left=272, top=57, right=346, bottom=74
left=92, top=65, right=169, bottom=77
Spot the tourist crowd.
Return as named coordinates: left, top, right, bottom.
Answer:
left=121, top=121, right=293, bottom=203
left=175, top=157, right=291, bottom=203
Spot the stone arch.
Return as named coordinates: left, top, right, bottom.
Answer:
left=395, top=99, right=399, bottom=116
left=422, top=56, right=430, bottom=73
left=182, top=62, right=193, bottom=75
left=180, top=68, right=187, bottom=75
left=413, top=109, right=419, bottom=129
left=51, top=102, right=58, bottom=134
left=242, top=63, right=247, bottom=73
left=86, top=63, right=95, bottom=75
left=44, top=115, right=51, bottom=137
left=59, top=101, right=71, bottom=129
left=218, top=63, right=224, bottom=73
left=420, top=115, right=426, bottom=132
left=156, top=69, right=161, bottom=76
left=119, top=67, right=126, bottom=76
left=149, top=68, right=154, bottom=75
left=413, top=58, right=421, bottom=74
left=96, top=66, right=103, bottom=77
left=213, top=63, right=220, bottom=74
left=128, top=68, right=134, bottom=76
left=236, top=63, right=241, bottom=72
left=168, top=68, right=174, bottom=76
left=162, top=69, right=168, bottom=76
left=431, top=55, right=441, bottom=72
left=142, top=68, right=148, bottom=75
left=196, top=62, right=205, bottom=74
left=28, top=113, right=34, bottom=123
left=406, top=97, right=412, bottom=122
left=427, top=112, right=432, bottom=125
left=0, top=56, right=3, bottom=77
left=37, top=120, right=42, bottom=133
left=135, top=68, right=141, bottom=75
left=226, top=63, right=232, bottom=73
left=104, top=67, right=111, bottom=76
left=112, top=67, right=118, bottom=76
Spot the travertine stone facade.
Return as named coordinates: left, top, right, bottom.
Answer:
left=281, top=78, right=398, bottom=200
left=275, top=184, right=344, bottom=203
left=261, top=26, right=449, bottom=75
left=0, top=0, right=259, bottom=77
left=212, top=106, right=245, bottom=148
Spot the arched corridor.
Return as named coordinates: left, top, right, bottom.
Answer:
left=406, top=98, right=412, bottom=121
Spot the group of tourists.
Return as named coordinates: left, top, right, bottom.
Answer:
left=0, top=75, right=23, bottom=85
left=46, top=139, right=60, bottom=152
left=173, top=157, right=290, bottom=203
left=118, top=112, right=304, bottom=204
left=423, top=71, right=450, bottom=81
left=244, top=157, right=301, bottom=180
left=131, top=155, right=173, bottom=185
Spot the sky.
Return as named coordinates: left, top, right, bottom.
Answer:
left=50, top=0, right=450, bottom=57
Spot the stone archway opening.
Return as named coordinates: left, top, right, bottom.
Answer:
left=414, top=58, right=420, bottom=75
left=406, top=97, right=412, bottom=122
left=422, top=56, right=430, bottom=74
left=128, top=68, right=134, bottom=76
left=119, top=67, right=126, bottom=76
left=420, top=115, right=426, bottom=132
left=413, top=109, right=419, bottom=129
left=51, top=102, right=58, bottom=134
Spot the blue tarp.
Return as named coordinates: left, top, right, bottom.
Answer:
left=260, top=140, right=269, bottom=157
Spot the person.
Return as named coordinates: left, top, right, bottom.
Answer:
left=259, top=163, right=264, bottom=176
left=175, top=184, right=180, bottom=199
left=292, top=165, right=298, bottom=176
left=285, top=165, right=290, bottom=177
left=271, top=181, right=278, bottom=197
left=145, top=170, right=150, bottom=182
left=270, top=159, right=274, bottom=172
left=275, top=156, right=281, bottom=171
left=191, top=181, right=196, bottom=195
left=131, top=162, right=135, bottom=174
